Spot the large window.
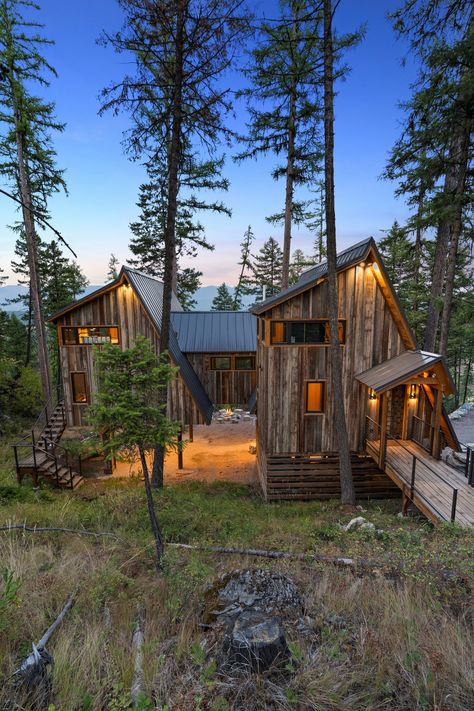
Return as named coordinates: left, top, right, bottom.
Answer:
left=305, top=381, right=325, bottom=413
left=210, top=355, right=256, bottom=371
left=270, top=320, right=345, bottom=345
left=62, top=326, right=119, bottom=346
left=71, top=372, right=88, bottom=404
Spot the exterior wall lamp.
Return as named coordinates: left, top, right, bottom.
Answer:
left=409, top=384, right=418, bottom=400
left=368, top=388, right=377, bottom=400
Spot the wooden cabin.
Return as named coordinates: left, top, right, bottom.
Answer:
left=250, top=238, right=460, bottom=505
left=50, top=267, right=256, bottom=429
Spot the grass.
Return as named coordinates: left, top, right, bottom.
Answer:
left=0, top=435, right=473, bottom=709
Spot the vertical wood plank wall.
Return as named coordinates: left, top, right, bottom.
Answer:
left=56, top=284, right=205, bottom=426
left=185, top=353, right=256, bottom=407
left=256, top=264, right=405, bottom=456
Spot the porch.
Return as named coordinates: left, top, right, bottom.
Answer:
left=366, top=419, right=474, bottom=526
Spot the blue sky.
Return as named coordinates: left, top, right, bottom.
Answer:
left=0, top=0, right=417, bottom=286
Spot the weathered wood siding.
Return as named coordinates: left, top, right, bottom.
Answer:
left=56, top=284, right=204, bottom=427
left=257, top=264, right=405, bottom=456
left=185, top=353, right=256, bottom=407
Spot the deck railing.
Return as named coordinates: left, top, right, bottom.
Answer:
left=410, top=414, right=447, bottom=457
left=365, top=416, right=459, bottom=523
left=464, top=445, right=474, bottom=487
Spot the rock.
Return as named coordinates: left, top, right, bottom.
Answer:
left=203, top=569, right=303, bottom=626
left=231, top=419, right=240, bottom=424
left=359, top=522, right=375, bottom=531
left=243, top=415, right=252, bottom=421
left=343, top=516, right=373, bottom=532
left=220, top=609, right=289, bottom=674
left=248, top=444, right=257, bottom=454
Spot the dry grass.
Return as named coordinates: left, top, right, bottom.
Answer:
left=0, top=528, right=473, bottom=710
left=0, top=438, right=473, bottom=709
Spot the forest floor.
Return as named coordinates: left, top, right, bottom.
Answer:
left=0, top=435, right=473, bottom=710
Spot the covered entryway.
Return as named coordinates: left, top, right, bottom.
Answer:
left=355, top=350, right=474, bottom=526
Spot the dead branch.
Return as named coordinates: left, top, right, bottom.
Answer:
left=131, top=606, right=145, bottom=705
left=168, top=542, right=374, bottom=570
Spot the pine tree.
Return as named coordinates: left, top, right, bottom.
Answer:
left=236, top=0, right=324, bottom=289
left=323, top=0, right=356, bottom=506
left=386, top=1, right=473, bottom=356
left=289, top=248, right=314, bottom=284
left=211, top=283, right=236, bottom=311
left=101, top=0, right=247, bottom=487
left=0, top=0, right=67, bottom=403
left=251, top=237, right=284, bottom=301
left=107, top=253, right=120, bottom=281
left=233, top=225, right=255, bottom=309
left=0, top=266, right=7, bottom=286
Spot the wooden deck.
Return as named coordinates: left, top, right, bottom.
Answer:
left=367, top=438, right=474, bottom=527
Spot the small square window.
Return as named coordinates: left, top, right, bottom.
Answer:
left=306, top=381, right=325, bottom=413
left=211, top=356, right=231, bottom=370
left=271, top=321, right=287, bottom=343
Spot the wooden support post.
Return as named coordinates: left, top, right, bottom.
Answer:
left=189, top=422, right=193, bottom=443
left=431, top=387, right=443, bottom=459
left=177, top=426, right=183, bottom=470
left=401, top=385, right=410, bottom=441
left=401, top=491, right=410, bottom=517
left=378, top=392, right=388, bottom=469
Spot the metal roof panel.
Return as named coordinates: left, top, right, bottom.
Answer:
left=171, top=311, right=257, bottom=352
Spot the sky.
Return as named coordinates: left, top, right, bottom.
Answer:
left=0, top=0, right=418, bottom=287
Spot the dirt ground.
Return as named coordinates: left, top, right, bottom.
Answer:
left=110, top=421, right=258, bottom=485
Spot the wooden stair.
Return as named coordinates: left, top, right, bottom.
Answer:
left=13, top=399, right=84, bottom=490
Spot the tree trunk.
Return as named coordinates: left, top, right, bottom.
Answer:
left=323, top=0, right=355, bottom=506
left=281, top=84, right=296, bottom=290
left=152, top=1, right=185, bottom=488
left=25, top=287, right=32, bottom=367
left=438, top=122, right=472, bottom=357
left=139, top=446, right=164, bottom=569
left=462, top=356, right=471, bottom=404
left=12, top=101, right=51, bottom=404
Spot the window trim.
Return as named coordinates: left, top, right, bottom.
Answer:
left=61, top=325, right=120, bottom=347
left=71, top=371, right=89, bottom=405
left=305, top=380, right=326, bottom=415
left=234, top=355, right=256, bottom=371
left=210, top=356, right=232, bottom=371
left=269, top=319, right=346, bottom=346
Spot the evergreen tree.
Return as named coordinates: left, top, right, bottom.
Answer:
left=101, top=0, right=247, bottom=487
left=386, top=0, right=473, bottom=355
left=0, top=266, right=7, bottom=285
left=107, top=253, right=120, bottom=280
left=289, top=248, right=314, bottom=284
left=0, top=0, right=67, bottom=403
left=88, top=337, right=180, bottom=569
left=233, top=225, right=255, bottom=309
left=236, top=0, right=324, bottom=288
left=323, top=0, right=356, bottom=506
left=305, top=180, right=326, bottom=262
left=211, top=283, right=236, bottom=311
left=251, top=237, right=284, bottom=300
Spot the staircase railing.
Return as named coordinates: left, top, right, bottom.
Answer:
left=35, top=440, right=81, bottom=490
left=463, top=445, right=474, bottom=487
left=365, top=416, right=459, bottom=523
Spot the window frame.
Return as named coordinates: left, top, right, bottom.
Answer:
left=269, top=319, right=346, bottom=346
left=234, top=355, right=256, bottom=371
left=305, top=380, right=326, bottom=415
left=61, top=325, right=120, bottom=346
left=71, top=371, right=89, bottom=405
left=210, top=356, right=232, bottom=370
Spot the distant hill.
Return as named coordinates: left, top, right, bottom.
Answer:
left=0, top=283, right=254, bottom=313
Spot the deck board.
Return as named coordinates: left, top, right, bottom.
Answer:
left=367, top=439, right=474, bottom=527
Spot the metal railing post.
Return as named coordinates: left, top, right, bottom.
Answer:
left=13, top=446, right=19, bottom=473
left=410, top=456, right=416, bottom=499
left=32, top=445, right=37, bottom=470
left=451, top=489, right=458, bottom=523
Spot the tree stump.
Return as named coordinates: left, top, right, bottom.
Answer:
left=220, top=609, right=289, bottom=674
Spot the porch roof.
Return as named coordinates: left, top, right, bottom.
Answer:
left=355, top=350, right=455, bottom=395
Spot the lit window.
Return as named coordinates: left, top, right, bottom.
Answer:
left=210, top=356, right=231, bottom=370
left=71, top=372, right=88, bottom=404
left=61, top=326, right=119, bottom=345
left=306, top=381, right=325, bottom=413
left=270, top=320, right=346, bottom=345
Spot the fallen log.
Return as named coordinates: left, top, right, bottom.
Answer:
left=130, top=606, right=145, bottom=705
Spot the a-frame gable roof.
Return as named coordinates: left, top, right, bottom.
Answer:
left=250, top=237, right=417, bottom=350
left=49, top=267, right=213, bottom=424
